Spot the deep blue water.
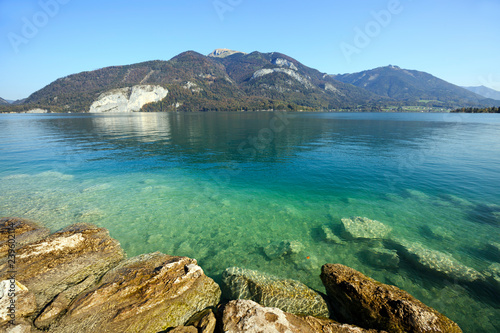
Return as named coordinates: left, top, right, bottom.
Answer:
left=0, top=112, right=499, bottom=332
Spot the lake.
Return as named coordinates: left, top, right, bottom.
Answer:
left=0, top=112, right=499, bottom=332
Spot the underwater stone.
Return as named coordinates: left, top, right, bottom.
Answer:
left=222, top=267, right=330, bottom=318
left=321, top=264, right=463, bottom=333
left=222, top=299, right=380, bottom=333
left=486, top=242, right=500, bottom=260
left=419, top=225, right=453, bottom=241
left=320, top=225, right=345, bottom=244
left=263, top=240, right=305, bottom=260
left=341, top=216, right=392, bottom=240
left=52, top=253, right=221, bottom=333
left=364, top=247, right=399, bottom=269
left=397, top=240, right=484, bottom=283
left=484, top=263, right=500, bottom=289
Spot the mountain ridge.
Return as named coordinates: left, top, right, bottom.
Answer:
left=1, top=50, right=498, bottom=113
left=462, top=85, right=500, bottom=100
left=333, top=65, right=497, bottom=107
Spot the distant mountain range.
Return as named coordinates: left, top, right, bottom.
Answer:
left=1, top=49, right=498, bottom=113
left=333, top=66, right=496, bottom=107
left=462, top=86, right=500, bottom=100
left=0, top=97, right=9, bottom=105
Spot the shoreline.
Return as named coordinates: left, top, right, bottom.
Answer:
left=0, top=217, right=465, bottom=332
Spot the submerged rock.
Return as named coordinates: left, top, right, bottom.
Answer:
left=485, top=241, right=500, bottom=260
left=363, top=247, right=399, bottom=269
left=0, top=217, right=50, bottom=258
left=397, top=240, right=483, bottom=282
left=419, top=225, right=453, bottom=241
left=263, top=240, right=305, bottom=260
left=222, top=267, right=330, bottom=318
left=221, top=299, right=380, bottom=333
left=320, top=264, right=462, bottom=333
left=52, top=253, right=221, bottom=333
left=320, top=225, right=345, bottom=244
left=0, top=223, right=124, bottom=329
left=341, top=216, right=392, bottom=240
left=483, top=263, right=500, bottom=289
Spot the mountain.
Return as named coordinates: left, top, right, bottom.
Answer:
left=2, top=51, right=497, bottom=113
left=333, top=65, right=498, bottom=108
left=0, top=97, right=9, bottom=105
left=462, top=86, right=500, bottom=100
left=0, top=50, right=382, bottom=113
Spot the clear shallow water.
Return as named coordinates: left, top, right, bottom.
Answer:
left=0, top=112, right=499, bottom=332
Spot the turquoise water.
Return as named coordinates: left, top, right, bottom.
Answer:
left=0, top=112, right=499, bottom=331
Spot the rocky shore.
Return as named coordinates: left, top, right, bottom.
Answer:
left=0, top=217, right=463, bottom=332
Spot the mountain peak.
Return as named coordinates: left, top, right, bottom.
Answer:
left=207, top=48, right=246, bottom=58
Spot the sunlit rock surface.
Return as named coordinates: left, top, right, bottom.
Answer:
left=89, top=85, right=168, bottom=113
left=321, top=264, right=462, bottom=333
left=222, top=267, right=330, bottom=318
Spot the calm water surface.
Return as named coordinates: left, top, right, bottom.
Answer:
left=0, top=112, right=499, bottom=332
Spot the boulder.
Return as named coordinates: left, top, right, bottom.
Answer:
left=320, top=264, right=462, bottom=333
left=484, top=262, right=500, bottom=289
left=51, top=252, right=221, bottom=333
left=186, top=309, right=217, bottom=333
left=263, top=240, right=304, bottom=260
left=0, top=280, right=36, bottom=324
left=221, top=299, right=380, bottom=333
left=397, top=240, right=483, bottom=282
left=363, top=248, right=399, bottom=269
left=341, top=217, right=392, bottom=240
left=222, top=267, right=330, bottom=318
left=169, top=326, right=198, bottom=333
left=485, top=241, right=500, bottom=260
left=0, top=223, right=124, bottom=329
left=0, top=217, right=50, bottom=258
left=320, top=225, right=345, bottom=244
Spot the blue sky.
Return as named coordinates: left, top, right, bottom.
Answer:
left=1, top=0, right=499, bottom=100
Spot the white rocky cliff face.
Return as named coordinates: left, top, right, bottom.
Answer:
left=89, top=85, right=168, bottom=113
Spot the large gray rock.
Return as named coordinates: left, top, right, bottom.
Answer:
left=321, top=264, right=462, bottom=333
left=222, top=267, right=330, bottom=318
left=0, top=223, right=124, bottom=329
left=222, top=299, right=380, bottom=333
left=0, top=217, right=50, bottom=258
left=341, top=217, right=392, bottom=240
left=51, top=252, right=221, bottom=333
left=397, top=240, right=483, bottom=282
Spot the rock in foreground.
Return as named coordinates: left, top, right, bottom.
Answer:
left=0, top=217, right=50, bottom=258
left=222, top=299, right=380, bottom=333
left=52, top=252, right=221, bottom=333
left=0, top=223, right=124, bottom=329
left=320, top=264, right=462, bottom=333
left=222, top=267, right=330, bottom=318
